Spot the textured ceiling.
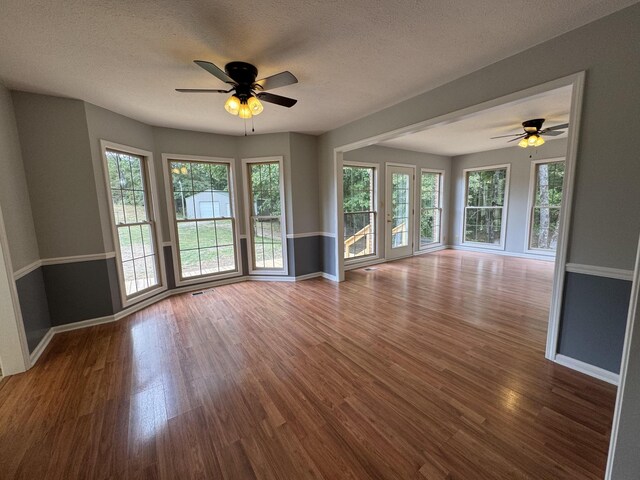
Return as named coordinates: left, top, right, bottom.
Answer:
left=380, top=86, right=572, bottom=156
left=0, top=0, right=635, bottom=136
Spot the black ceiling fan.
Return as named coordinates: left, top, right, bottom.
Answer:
left=491, top=118, right=569, bottom=148
left=176, top=60, right=298, bottom=117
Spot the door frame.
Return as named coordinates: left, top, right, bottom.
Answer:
left=0, top=203, right=30, bottom=375
left=385, top=163, right=416, bottom=260
left=333, top=71, right=585, bottom=362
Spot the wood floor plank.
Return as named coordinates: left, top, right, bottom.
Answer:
left=0, top=250, right=617, bottom=479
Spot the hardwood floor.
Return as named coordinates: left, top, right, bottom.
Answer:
left=0, top=250, right=616, bottom=479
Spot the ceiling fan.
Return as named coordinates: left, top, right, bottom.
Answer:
left=176, top=60, right=298, bottom=120
left=491, top=118, right=569, bottom=148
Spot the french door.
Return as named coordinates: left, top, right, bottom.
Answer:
left=385, top=165, right=415, bottom=260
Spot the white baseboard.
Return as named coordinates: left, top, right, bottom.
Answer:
left=294, top=272, right=323, bottom=281
left=554, top=354, right=619, bottom=385
left=413, top=244, right=447, bottom=256
left=449, top=245, right=555, bottom=262
left=29, top=328, right=54, bottom=367
left=344, top=257, right=385, bottom=271
left=321, top=272, right=338, bottom=282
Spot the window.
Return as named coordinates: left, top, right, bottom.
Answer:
left=105, top=147, right=161, bottom=300
left=528, top=160, right=564, bottom=252
left=244, top=158, right=287, bottom=274
left=343, top=165, right=376, bottom=259
left=419, top=170, right=443, bottom=247
left=167, top=159, right=239, bottom=281
left=463, top=165, right=509, bottom=247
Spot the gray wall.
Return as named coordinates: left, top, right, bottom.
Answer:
left=318, top=4, right=640, bottom=272
left=12, top=92, right=106, bottom=258
left=84, top=102, right=155, bottom=253
left=609, top=245, right=640, bottom=478
left=558, top=272, right=631, bottom=373
left=14, top=268, right=50, bottom=352
left=289, top=133, right=320, bottom=234
left=450, top=139, right=567, bottom=254
left=344, top=145, right=451, bottom=259
left=0, top=84, right=40, bottom=271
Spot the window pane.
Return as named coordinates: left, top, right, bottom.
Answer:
left=466, top=169, right=506, bottom=207
left=344, top=212, right=375, bottom=258
left=248, top=162, right=286, bottom=271
left=169, top=160, right=238, bottom=280
left=106, top=149, right=160, bottom=297
left=250, top=163, right=281, bottom=216
left=420, top=208, right=441, bottom=246
left=465, top=207, right=502, bottom=244
left=200, top=247, right=219, bottom=275
left=531, top=207, right=561, bottom=250
left=420, top=172, right=441, bottom=246
left=391, top=172, right=410, bottom=249
left=252, top=218, right=283, bottom=269
left=180, top=249, right=201, bottom=278
left=464, top=168, right=507, bottom=245
left=529, top=161, right=564, bottom=251
left=178, top=221, right=198, bottom=250
left=343, top=166, right=376, bottom=259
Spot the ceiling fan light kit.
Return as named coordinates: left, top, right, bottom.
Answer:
left=177, top=60, right=298, bottom=125
left=491, top=118, right=568, bottom=149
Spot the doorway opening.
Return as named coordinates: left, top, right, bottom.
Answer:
left=334, top=72, right=585, bottom=362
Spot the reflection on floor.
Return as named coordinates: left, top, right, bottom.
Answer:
left=0, top=250, right=616, bottom=479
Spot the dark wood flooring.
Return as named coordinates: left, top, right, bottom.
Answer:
left=0, top=250, right=616, bottom=479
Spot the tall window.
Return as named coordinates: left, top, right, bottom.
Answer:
left=105, top=148, right=161, bottom=299
left=343, top=165, right=376, bottom=259
left=245, top=159, right=286, bottom=273
left=529, top=160, right=564, bottom=251
left=419, top=170, right=443, bottom=247
left=168, top=159, right=238, bottom=281
left=463, top=165, right=509, bottom=246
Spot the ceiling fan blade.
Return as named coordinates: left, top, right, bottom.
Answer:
left=507, top=135, right=526, bottom=143
left=193, top=60, right=235, bottom=84
left=257, top=92, right=297, bottom=108
left=544, top=123, right=569, bottom=131
left=541, top=130, right=564, bottom=137
left=175, top=88, right=231, bottom=93
left=255, top=71, right=298, bottom=90
left=490, top=133, right=525, bottom=139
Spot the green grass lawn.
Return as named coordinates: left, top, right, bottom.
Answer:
left=116, top=204, right=283, bottom=276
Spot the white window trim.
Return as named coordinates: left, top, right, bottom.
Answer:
left=242, top=156, right=289, bottom=276
left=161, top=153, right=243, bottom=287
left=416, top=168, right=445, bottom=252
left=524, top=157, right=565, bottom=256
left=100, top=140, right=167, bottom=308
left=461, top=163, right=511, bottom=251
left=343, top=161, right=381, bottom=266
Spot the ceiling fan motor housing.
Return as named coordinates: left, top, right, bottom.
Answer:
left=225, top=61, right=259, bottom=102
left=523, top=118, right=545, bottom=133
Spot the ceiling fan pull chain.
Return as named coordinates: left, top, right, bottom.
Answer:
left=244, top=118, right=247, bottom=136
left=251, top=116, right=255, bottom=133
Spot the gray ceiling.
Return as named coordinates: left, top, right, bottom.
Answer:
left=0, top=0, right=635, bottom=136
